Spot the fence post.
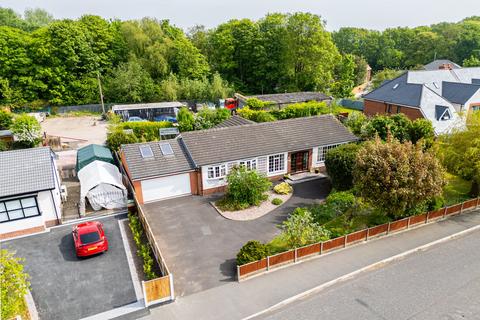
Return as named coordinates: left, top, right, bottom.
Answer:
left=320, top=242, right=323, bottom=255
left=237, top=265, right=240, bottom=281
left=460, top=202, right=464, bottom=214
left=443, top=206, right=447, bottom=219
left=387, top=222, right=391, bottom=234
left=426, top=211, right=430, bottom=223
left=344, top=235, right=347, bottom=248
left=267, top=256, right=270, bottom=271
left=142, top=280, right=148, bottom=307
left=407, top=216, right=411, bottom=229
left=477, top=197, right=480, bottom=209
left=169, top=273, right=175, bottom=301
left=294, top=248, right=297, bottom=263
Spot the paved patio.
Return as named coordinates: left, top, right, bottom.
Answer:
left=141, top=178, right=330, bottom=297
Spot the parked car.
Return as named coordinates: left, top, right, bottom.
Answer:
left=127, top=116, right=146, bottom=122
left=72, top=221, right=108, bottom=257
left=153, top=115, right=177, bottom=123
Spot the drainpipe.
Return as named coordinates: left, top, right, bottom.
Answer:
left=50, top=189, right=60, bottom=225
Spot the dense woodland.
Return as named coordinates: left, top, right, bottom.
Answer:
left=1, top=7, right=479, bottom=108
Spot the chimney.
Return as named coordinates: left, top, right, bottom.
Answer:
left=439, top=63, right=453, bottom=70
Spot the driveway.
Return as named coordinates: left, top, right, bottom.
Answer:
left=141, top=179, right=330, bottom=297
left=3, top=214, right=137, bottom=320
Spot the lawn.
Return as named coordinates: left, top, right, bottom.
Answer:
left=443, top=173, right=472, bottom=206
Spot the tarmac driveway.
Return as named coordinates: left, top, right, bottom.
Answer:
left=141, top=178, right=330, bottom=297
left=3, top=214, right=136, bottom=320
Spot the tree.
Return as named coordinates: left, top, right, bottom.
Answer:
left=280, top=208, right=330, bottom=248
left=325, top=143, right=362, bottom=191
left=438, top=113, right=480, bottom=196
left=354, top=137, right=445, bottom=217
left=23, top=8, right=54, bottom=30
left=371, top=69, right=403, bottom=89
left=1, top=249, right=30, bottom=320
left=220, top=166, right=272, bottom=210
left=331, top=54, right=356, bottom=98
left=10, top=114, right=41, bottom=147
left=409, top=118, right=435, bottom=147
left=344, top=112, right=367, bottom=136
left=463, top=55, right=480, bottom=67
left=177, top=107, right=195, bottom=132
left=0, top=109, right=13, bottom=129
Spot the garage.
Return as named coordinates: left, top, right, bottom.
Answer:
left=141, top=173, right=191, bottom=202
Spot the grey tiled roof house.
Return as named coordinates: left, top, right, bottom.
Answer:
left=120, top=115, right=357, bottom=203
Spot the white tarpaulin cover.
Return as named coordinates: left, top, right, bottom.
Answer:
left=78, top=160, right=127, bottom=215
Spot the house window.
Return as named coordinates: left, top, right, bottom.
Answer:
left=0, top=196, right=40, bottom=223
left=268, top=154, right=285, bottom=173
left=207, top=164, right=226, bottom=179
left=317, top=144, right=343, bottom=163
left=239, top=159, right=257, bottom=170
left=473, top=106, right=480, bottom=112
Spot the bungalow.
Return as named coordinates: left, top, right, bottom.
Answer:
left=0, top=147, right=62, bottom=239
left=120, top=115, right=357, bottom=204
left=363, top=66, right=480, bottom=135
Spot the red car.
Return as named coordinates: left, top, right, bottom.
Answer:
left=72, top=221, right=108, bottom=257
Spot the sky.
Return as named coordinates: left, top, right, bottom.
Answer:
left=3, top=0, right=479, bottom=31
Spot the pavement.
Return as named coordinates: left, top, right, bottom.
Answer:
left=141, top=179, right=330, bottom=297
left=258, top=227, right=480, bottom=320
left=3, top=214, right=137, bottom=320
left=144, top=208, right=480, bottom=320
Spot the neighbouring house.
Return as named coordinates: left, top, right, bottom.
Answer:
left=112, top=102, right=184, bottom=122
left=0, top=147, right=62, bottom=239
left=235, top=92, right=333, bottom=109
left=363, top=66, right=480, bottom=135
left=120, top=115, right=357, bottom=204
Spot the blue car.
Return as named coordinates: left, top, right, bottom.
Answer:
left=153, top=115, right=178, bottom=123
left=127, top=116, right=146, bottom=122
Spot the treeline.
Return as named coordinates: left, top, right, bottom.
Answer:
left=1, top=7, right=480, bottom=109
left=0, top=8, right=232, bottom=108
left=333, top=17, right=480, bottom=71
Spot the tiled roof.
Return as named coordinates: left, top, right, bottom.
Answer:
left=363, top=73, right=423, bottom=107
left=442, top=81, right=480, bottom=105
left=0, top=147, right=56, bottom=198
left=214, top=115, right=255, bottom=128
left=112, top=102, right=184, bottom=111
left=121, top=139, right=194, bottom=180
left=181, top=115, right=358, bottom=166
left=423, top=60, right=461, bottom=71
left=240, top=92, right=331, bottom=104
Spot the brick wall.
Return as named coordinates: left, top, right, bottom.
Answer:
left=364, top=99, right=423, bottom=121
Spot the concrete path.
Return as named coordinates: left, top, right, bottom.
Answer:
left=145, top=208, right=480, bottom=320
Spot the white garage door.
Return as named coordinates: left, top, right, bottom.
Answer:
left=141, top=173, right=191, bottom=202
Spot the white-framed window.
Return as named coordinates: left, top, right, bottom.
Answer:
left=317, top=144, right=343, bottom=163
left=239, top=159, right=257, bottom=171
left=268, top=154, right=285, bottom=173
left=0, top=196, right=40, bottom=223
left=207, top=164, right=226, bottom=179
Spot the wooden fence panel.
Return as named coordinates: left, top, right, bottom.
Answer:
left=446, top=204, right=462, bottom=216
left=323, top=236, right=346, bottom=252
left=389, top=218, right=409, bottom=232
left=462, top=199, right=478, bottom=210
left=409, top=213, right=427, bottom=226
left=297, top=243, right=320, bottom=259
left=368, top=223, right=389, bottom=237
left=144, top=276, right=171, bottom=304
left=269, top=251, right=295, bottom=267
left=239, top=259, right=267, bottom=277
left=346, top=229, right=367, bottom=244
left=427, top=208, right=445, bottom=220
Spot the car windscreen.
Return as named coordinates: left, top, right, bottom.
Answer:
left=80, top=231, right=100, bottom=244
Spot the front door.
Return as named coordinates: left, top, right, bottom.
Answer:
left=290, top=151, right=309, bottom=173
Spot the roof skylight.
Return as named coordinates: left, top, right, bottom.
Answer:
left=140, top=145, right=154, bottom=158
left=159, top=143, right=174, bottom=156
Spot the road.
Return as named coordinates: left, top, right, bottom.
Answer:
left=257, top=229, right=480, bottom=320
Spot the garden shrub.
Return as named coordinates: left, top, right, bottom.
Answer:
left=106, top=129, right=139, bottom=151
left=326, top=190, right=356, bottom=214
left=280, top=208, right=331, bottom=248
left=237, top=107, right=276, bottom=123
left=128, top=212, right=157, bottom=280
left=325, top=143, right=362, bottom=190
left=273, top=182, right=293, bottom=195
left=0, top=249, right=30, bottom=320
left=0, top=109, right=13, bottom=130
left=309, top=203, right=337, bottom=225
left=245, top=98, right=274, bottom=110
left=218, top=166, right=272, bottom=211
left=271, top=198, right=283, bottom=205
left=237, top=240, right=270, bottom=265
left=119, top=121, right=172, bottom=141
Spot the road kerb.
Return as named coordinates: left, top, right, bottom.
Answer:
left=242, top=223, right=480, bottom=320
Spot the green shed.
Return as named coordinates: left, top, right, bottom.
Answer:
left=76, top=144, right=115, bottom=173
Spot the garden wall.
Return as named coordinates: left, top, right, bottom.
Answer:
left=237, top=198, right=480, bottom=280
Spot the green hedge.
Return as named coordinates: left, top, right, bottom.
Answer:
left=128, top=212, right=157, bottom=280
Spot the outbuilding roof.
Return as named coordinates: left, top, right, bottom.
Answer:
left=214, top=115, right=255, bottom=128
left=238, top=92, right=331, bottom=105
left=0, top=147, right=56, bottom=198
left=76, top=144, right=115, bottom=172
left=112, top=102, right=184, bottom=112
left=423, top=59, right=461, bottom=71
left=181, top=115, right=357, bottom=166
left=121, top=139, right=195, bottom=180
